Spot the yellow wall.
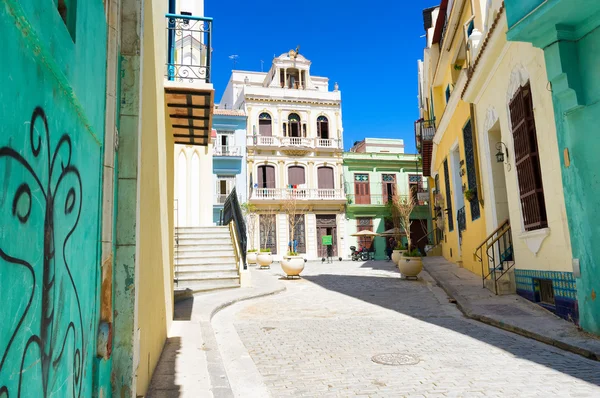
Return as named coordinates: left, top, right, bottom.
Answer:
left=429, top=1, right=488, bottom=275
left=433, top=98, right=487, bottom=274
left=136, top=0, right=174, bottom=394
left=465, top=19, right=573, bottom=273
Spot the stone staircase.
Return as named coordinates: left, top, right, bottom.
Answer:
left=174, top=226, right=240, bottom=294
left=484, top=263, right=516, bottom=295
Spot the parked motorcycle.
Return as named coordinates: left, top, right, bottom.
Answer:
left=350, top=246, right=369, bottom=261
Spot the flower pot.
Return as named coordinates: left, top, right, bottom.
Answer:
left=398, top=256, right=423, bottom=278
left=247, top=251, right=258, bottom=265
left=392, top=249, right=407, bottom=265
left=281, top=256, right=305, bottom=277
left=257, top=252, right=273, bottom=268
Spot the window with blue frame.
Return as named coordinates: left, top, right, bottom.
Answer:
left=467, top=20, right=474, bottom=38
left=445, top=85, right=452, bottom=103
left=462, top=120, right=481, bottom=221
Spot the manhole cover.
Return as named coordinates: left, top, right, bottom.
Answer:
left=371, top=353, right=420, bottom=366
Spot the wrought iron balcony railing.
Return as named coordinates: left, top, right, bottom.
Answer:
left=166, top=13, right=212, bottom=82
left=213, top=145, right=242, bottom=156
left=249, top=188, right=345, bottom=201
left=246, top=135, right=342, bottom=149
left=415, top=119, right=436, bottom=142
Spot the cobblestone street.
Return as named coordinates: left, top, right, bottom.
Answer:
left=215, top=260, right=600, bottom=397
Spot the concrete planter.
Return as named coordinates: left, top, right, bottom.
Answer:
left=257, top=252, right=273, bottom=268
left=247, top=251, right=258, bottom=265
left=398, top=256, right=423, bottom=278
left=392, top=249, right=407, bottom=265
left=281, top=256, right=305, bottom=277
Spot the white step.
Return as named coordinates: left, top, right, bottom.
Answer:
left=175, top=264, right=238, bottom=272
left=175, top=250, right=235, bottom=259
left=175, top=277, right=240, bottom=291
left=175, top=269, right=238, bottom=279
left=176, top=227, right=229, bottom=234
left=177, top=232, right=231, bottom=240
left=175, top=256, right=236, bottom=266
left=176, top=238, right=234, bottom=246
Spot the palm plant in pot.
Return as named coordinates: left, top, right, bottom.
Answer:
left=281, top=191, right=306, bottom=278
left=395, top=195, right=423, bottom=278
left=257, top=207, right=275, bottom=269
left=242, top=202, right=258, bottom=265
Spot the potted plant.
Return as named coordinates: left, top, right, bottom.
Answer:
left=257, top=207, right=276, bottom=269
left=281, top=192, right=306, bottom=277
left=257, top=248, right=273, bottom=268
left=464, top=188, right=476, bottom=202
left=242, top=202, right=258, bottom=265
left=398, top=248, right=423, bottom=278
left=389, top=195, right=416, bottom=265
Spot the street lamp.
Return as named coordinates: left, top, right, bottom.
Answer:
left=495, top=142, right=511, bottom=171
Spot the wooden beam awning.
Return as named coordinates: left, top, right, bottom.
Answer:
left=165, top=85, right=214, bottom=146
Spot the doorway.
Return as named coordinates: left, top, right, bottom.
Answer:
left=316, top=215, right=338, bottom=257
left=488, top=121, right=510, bottom=227
left=450, top=144, right=464, bottom=255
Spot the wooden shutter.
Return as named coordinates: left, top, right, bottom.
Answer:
left=265, top=165, right=276, bottom=189
left=318, top=167, right=334, bottom=189
left=288, top=166, right=305, bottom=186
left=257, top=166, right=265, bottom=188
left=510, top=83, right=547, bottom=231
left=259, top=120, right=272, bottom=136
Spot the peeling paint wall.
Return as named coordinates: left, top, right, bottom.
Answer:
left=0, top=0, right=107, bottom=395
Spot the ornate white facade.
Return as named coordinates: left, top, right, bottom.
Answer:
left=220, top=50, right=345, bottom=261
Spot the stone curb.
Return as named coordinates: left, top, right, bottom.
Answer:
left=193, top=271, right=286, bottom=398
left=423, top=263, right=600, bottom=362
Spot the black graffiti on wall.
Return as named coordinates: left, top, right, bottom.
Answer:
left=0, top=107, right=84, bottom=397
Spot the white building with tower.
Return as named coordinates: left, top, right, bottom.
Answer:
left=220, top=49, right=346, bottom=261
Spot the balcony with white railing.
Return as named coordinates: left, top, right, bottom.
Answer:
left=246, top=135, right=341, bottom=151
left=213, top=145, right=242, bottom=156
left=280, top=137, right=312, bottom=147
left=250, top=188, right=346, bottom=201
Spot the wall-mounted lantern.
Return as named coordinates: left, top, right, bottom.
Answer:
left=495, top=142, right=511, bottom=171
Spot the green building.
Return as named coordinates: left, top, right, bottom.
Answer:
left=343, top=139, right=431, bottom=260
left=505, top=0, right=600, bottom=334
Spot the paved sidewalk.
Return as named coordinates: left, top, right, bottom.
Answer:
left=423, top=256, right=600, bottom=360
left=146, top=269, right=285, bottom=398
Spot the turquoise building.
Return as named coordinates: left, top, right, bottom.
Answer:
left=505, top=0, right=600, bottom=333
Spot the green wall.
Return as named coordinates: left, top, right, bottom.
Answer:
left=506, top=0, right=600, bottom=334
left=0, top=0, right=108, bottom=395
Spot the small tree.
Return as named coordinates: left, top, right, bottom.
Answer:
left=260, top=206, right=277, bottom=252
left=392, top=194, right=417, bottom=250
left=241, top=202, right=257, bottom=251
left=283, top=190, right=307, bottom=255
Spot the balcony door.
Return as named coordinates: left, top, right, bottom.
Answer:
left=288, top=113, right=301, bottom=137
left=257, top=165, right=276, bottom=188
left=382, top=174, right=396, bottom=204
left=317, top=167, right=335, bottom=197
left=259, top=113, right=272, bottom=136
left=354, top=173, right=370, bottom=204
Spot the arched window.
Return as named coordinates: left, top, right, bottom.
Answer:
left=257, top=165, right=276, bottom=189
left=258, top=113, right=272, bottom=136
left=317, top=116, right=329, bottom=139
left=287, top=113, right=301, bottom=137
left=287, top=166, right=306, bottom=187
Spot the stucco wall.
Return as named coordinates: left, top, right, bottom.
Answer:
left=471, top=38, right=573, bottom=274
left=135, top=0, right=174, bottom=393
left=0, top=0, right=108, bottom=395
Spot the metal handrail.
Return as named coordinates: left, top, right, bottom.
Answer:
left=482, top=224, right=514, bottom=294
left=222, top=187, right=247, bottom=269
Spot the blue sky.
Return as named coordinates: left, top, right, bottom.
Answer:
left=206, top=0, right=432, bottom=152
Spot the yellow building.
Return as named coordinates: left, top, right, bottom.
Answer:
left=417, top=1, right=488, bottom=275
left=462, top=1, right=577, bottom=321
